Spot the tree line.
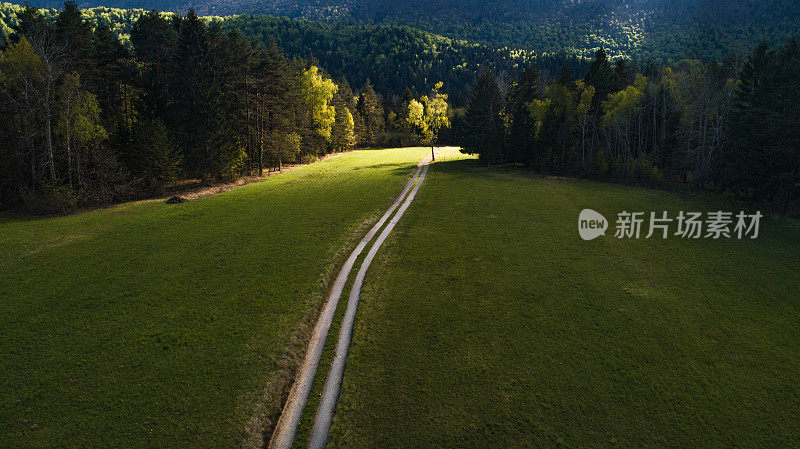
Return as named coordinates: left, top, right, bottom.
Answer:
left=458, top=41, right=800, bottom=215
left=0, top=3, right=442, bottom=212
left=4, top=2, right=796, bottom=215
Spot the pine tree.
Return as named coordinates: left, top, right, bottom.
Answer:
left=356, top=80, right=384, bottom=147
left=584, top=48, right=612, bottom=110
left=130, top=10, right=178, bottom=117
left=506, top=64, right=542, bottom=166
left=613, top=58, right=636, bottom=92
left=259, top=39, right=294, bottom=171
left=727, top=39, right=800, bottom=213
left=170, top=10, right=210, bottom=177
left=130, top=118, right=181, bottom=192
left=92, top=23, right=130, bottom=134
left=463, top=70, right=505, bottom=167
left=55, top=1, right=94, bottom=79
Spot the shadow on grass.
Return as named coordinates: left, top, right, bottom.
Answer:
left=351, top=162, right=413, bottom=171
left=0, top=210, right=53, bottom=225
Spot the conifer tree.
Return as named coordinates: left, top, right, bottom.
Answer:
left=506, top=64, right=542, bottom=166
left=357, top=80, right=384, bottom=147
left=463, top=70, right=505, bottom=166
left=727, top=39, right=800, bottom=213
left=584, top=48, right=612, bottom=110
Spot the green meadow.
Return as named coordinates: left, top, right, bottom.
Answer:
left=0, top=148, right=429, bottom=448
left=329, top=148, right=800, bottom=448
left=2, top=147, right=799, bottom=448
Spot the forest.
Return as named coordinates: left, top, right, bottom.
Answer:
left=458, top=43, right=800, bottom=215
left=0, top=3, right=432, bottom=212
left=0, top=3, right=589, bottom=104
left=345, top=0, right=800, bottom=61
left=11, top=0, right=800, bottom=62
left=1, top=2, right=798, bottom=216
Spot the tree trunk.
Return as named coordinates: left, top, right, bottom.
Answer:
left=257, top=91, right=264, bottom=176
left=46, top=104, right=55, bottom=182
left=65, top=90, right=73, bottom=189
left=66, top=132, right=72, bottom=189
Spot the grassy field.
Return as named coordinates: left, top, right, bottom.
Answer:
left=329, top=148, right=800, bottom=448
left=0, top=148, right=430, bottom=448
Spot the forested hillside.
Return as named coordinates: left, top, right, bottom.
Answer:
left=10, top=0, right=800, bottom=60
left=0, top=2, right=588, bottom=104
left=214, top=15, right=591, bottom=105
left=0, top=2, right=143, bottom=43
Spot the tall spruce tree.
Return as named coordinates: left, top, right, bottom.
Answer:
left=130, top=10, right=178, bottom=118
left=584, top=48, right=613, bottom=110
left=259, top=39, right=294, bottom=171
left=506, top=64, right=542, bottom=166
left=357, top=80, right=384, bottom=147
left=727, top=39, right=800, bottom=213
left=55, top=2, right=94, bottom=76
left=170, top=10, right=210, bottom=177
left=463, top=70, right=505, bottom=166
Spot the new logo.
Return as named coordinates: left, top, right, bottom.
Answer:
left=578, top=209, right=608, bottom=240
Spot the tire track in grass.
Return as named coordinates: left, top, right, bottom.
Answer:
left=307, top=155, right=433, bottom=449
left=269, top=154, right=431, bottom=449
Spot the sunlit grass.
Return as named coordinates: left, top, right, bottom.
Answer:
left=0, top=148, right=429, bottom=448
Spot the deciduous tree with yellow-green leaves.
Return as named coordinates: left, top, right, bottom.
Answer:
left=300, top=65, right=338, bottom=147
left=406, top=81, right=450, bottom=161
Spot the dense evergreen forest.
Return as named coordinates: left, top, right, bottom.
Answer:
left=458, top=43, right=800, bottom=215
left=350, top=0, right=800, bottom=60
left=0, top=3, right=589, bottom=104
left=12, top=0, right=800, bottom=61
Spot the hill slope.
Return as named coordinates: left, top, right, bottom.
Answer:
left=0, top=2, right=589, bottom=104
left=12, top=0, right=800, bottom=59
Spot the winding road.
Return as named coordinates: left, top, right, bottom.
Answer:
left=268, top=152, right=434, bottom=449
